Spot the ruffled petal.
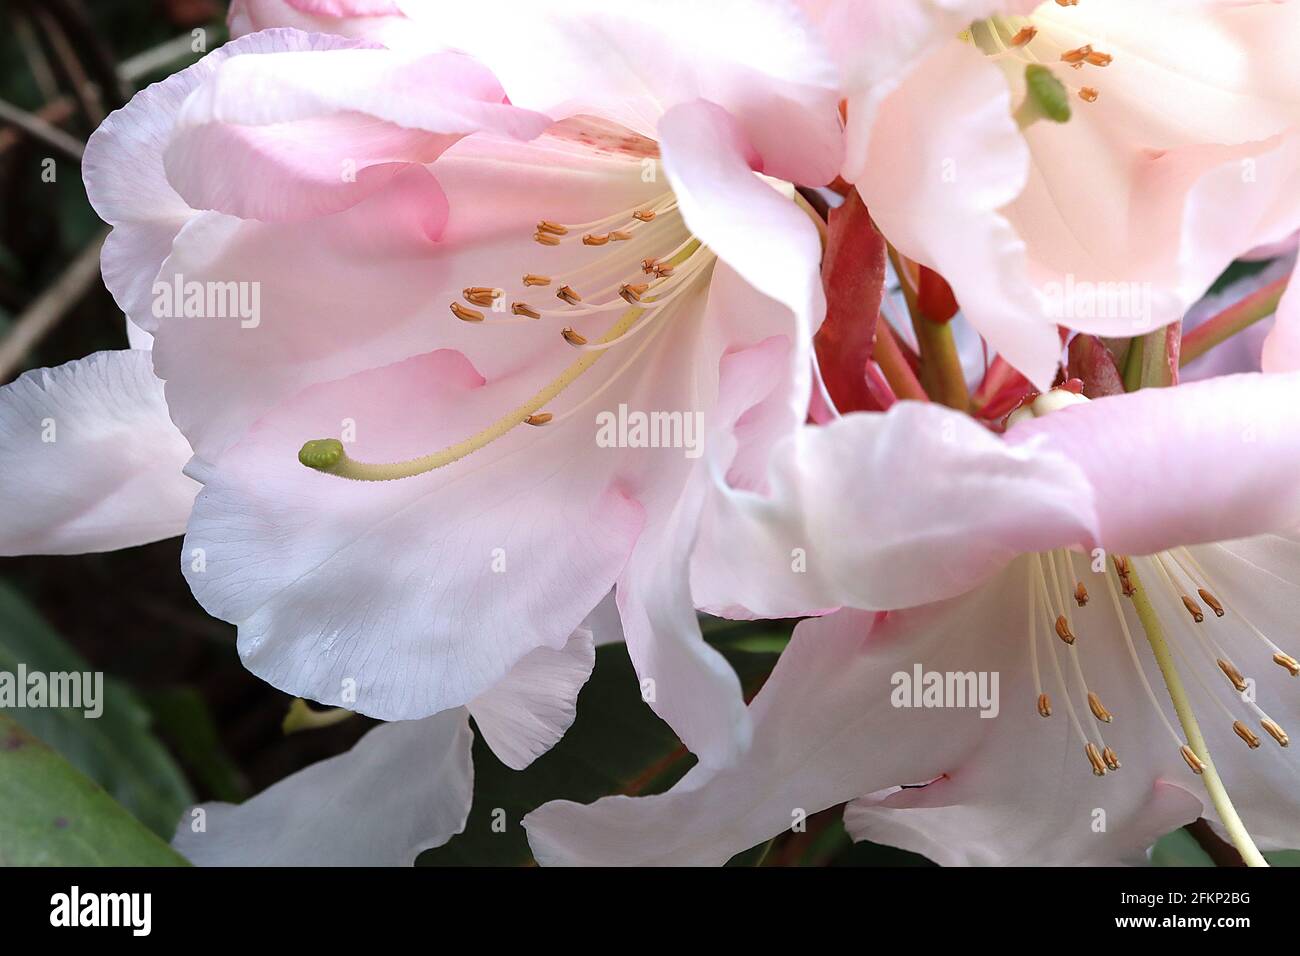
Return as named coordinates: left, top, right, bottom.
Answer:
left=468, top=628, right=595, bottom=771
left=165, top=46, right=551, bottom=221
left=397, top=0, right=843, bottom=185
left=692, top=402, right=1096, bottom=617
left=182, top=348, right=644, bottom=721
left=82, top=29, right=366, bottom=333
left=1007, top=372, right=1300, bottom=555
left=173, top=709, right=472, bottom=865
left=0, top=351, right=198, bottom=556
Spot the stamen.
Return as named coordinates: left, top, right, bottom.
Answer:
left=1233, top=720, right=1262, bottom=749
left=1273, top=652, right=1300, bottom=677
left=511, top=302, right=541, bottom=319
left=1074, top=582, right=1089, bottom=607
left=1102, top=746, right=1122, bottom=771
left=1037, top=693, right=1052, bottom=718
left=1087, top=692, right=1113, bottom=723
left=523, top=274, right=551, bottom=286
left=633, top=209, right=656, bottom=222
left=1181, top=595, right=1205, bottom=623
left=1054, top=614, right=1076, bottom=645
left=1180, top=745, right=1207, bottom=774
left=557, top=285, right=582, bottom=305
left=1198, top=588, right=1225, bottom=617
left=1085, top=51, right=1113, bottom=67
left=1216, top=658, right=1248, bottom=693
left=537, top=220, right=568, bottom=236
left=609, top=231, right=632, bottom=241
left=533, top=232, right=562, bottom=246
left=619, top=282, right=649, bottom=303
left=450, top=302, right=484, bottom=323
left=1262, top=719, right=1290, bottom=748
left=1085, top=742, right=1107, bottom=776
left=464, top=288, right=501, bottom=308
left=1060, top=44, right=1092, bottom=65
left=1079, top=87, right=1099, bottom=103
left=524, top=413, right=552, bottom=426
left=561, top=328, right=588, bottom=347
left=583, top=234, right=610, bottom=246
left=1010, top=26, right=1038, bottom=46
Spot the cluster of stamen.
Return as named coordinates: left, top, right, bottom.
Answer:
left=297, top=189, right=715, bottom=482
left=1028, top=546, right=1295, bottom=779
left=976, top=4, right=1113, bottom=106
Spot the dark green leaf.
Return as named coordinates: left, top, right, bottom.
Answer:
left=0, top=716, right=188, bottom=866
left=0, top=580, right=193, bottom=837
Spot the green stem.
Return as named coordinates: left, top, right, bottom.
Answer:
left=1180, top=276, right=1288, bottom=366
left=887, top=246, right=969, bottom=410
left=1128, top=565, right=1268, bottom=867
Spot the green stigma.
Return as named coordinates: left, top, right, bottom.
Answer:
left=298, top=438, right=346, bottom=473
left=1019, top=64, right=1071, bottom=128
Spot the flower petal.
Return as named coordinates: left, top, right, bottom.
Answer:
left=153, top=140, right=662, bottom=461
left=182, top=348, right=644, bottom=721
left=468, top=627, right=595, bottom=771
left=1006, top=372, right=1300, bottom=555
left=82, top=29, right=366, bottom=333
left=173, top=709, right=472, bottom=865
left=656, top=99, right=826, bottom=335
left=165, top=46, right=551, bottom=222
left=855, top=41, right=1060, bottom=388
left=398, top=0, right=843, bottom=185
left=526, top=568, right=1028, bottom=865
left=692, top=402, right=1096, bottom=617
left=0, top=351, right=198, bottom=556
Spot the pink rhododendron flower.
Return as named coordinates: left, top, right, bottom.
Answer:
left=56, top=2, right=842, bottom=772
left=525, top=373, right=1300, bottom=865
left=802, top=0, right=1300, bottom=386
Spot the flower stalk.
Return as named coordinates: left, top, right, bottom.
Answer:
left=1180, top=276, right=1289, bottom=366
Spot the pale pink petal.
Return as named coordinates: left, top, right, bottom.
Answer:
left=165, top=47, right=551, bottom=222
left=397, top=0, right=843, bottom=185
left=153, top=140, right=662, bottom=462
left=230, top=0, right=414, bottom=46
left=82, top=29, right=363, bottom=332
left=468, top=628, right=595, bottom=771
left=657, top=99, right=825, bottom=340
left=526, top=568, right=1029, bottom=865
left=0, top=351, right=198, bottom=556
left=856, top=42, right=1060, bottom=388
left=692, top=402, right=1096, bottom=618
left=1007, top=372, right=1300, bottom=555
left=610, top=270, right=810, bottom=768
left=182, top=349, right=644, bottom=721
left=174, top=709, right=472, bottom=865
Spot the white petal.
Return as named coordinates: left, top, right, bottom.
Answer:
left=468, top=629, right=595, bottom=771
left=173, top=709, right=473, bottom=866
left=0, top=351, right=198, bottom=556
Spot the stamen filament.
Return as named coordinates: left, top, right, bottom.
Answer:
left=1127, top=564, right=1269, bottom=867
